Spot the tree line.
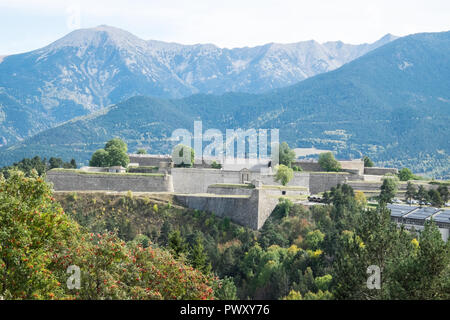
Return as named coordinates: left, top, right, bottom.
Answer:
left=0, top=156, right=76, bottom=179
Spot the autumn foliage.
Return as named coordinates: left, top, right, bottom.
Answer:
left=0, top=170, right=215, bottom=300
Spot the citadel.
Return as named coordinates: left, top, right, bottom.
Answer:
left=47, top=153, right=399, bottom=230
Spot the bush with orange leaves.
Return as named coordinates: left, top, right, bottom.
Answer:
left=0, top=170, right=216, bottom=300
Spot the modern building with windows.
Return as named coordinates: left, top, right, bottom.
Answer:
left=388, top=204, right=450, bottom=242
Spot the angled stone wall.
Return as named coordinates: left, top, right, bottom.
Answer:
left=175, top=188, right=279, bottom=230
left=294, top=159, right=365, bottom=175
left=172, top=168, right=243, bottom=194
left=308, top=173, right=350, bottom=194
left=339, top=160, right=365, bottom=175
left=293, top=161, right=322, bottom=172
left=128, top=154, right=172, bottom=167
left=364, top=167, right=399, bottom=175
left=258, top=172, right=310, bottom=189
left=47, top=170, right=174, bottom=192
left=172, top=168, right=311, bottom=194
left=207, top=184, right=255, bottom=196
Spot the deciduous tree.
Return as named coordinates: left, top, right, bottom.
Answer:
left=279, top=142, right=296, bottom=168
left=379, top=178, right=398, bottom=204
left=275, top=164, right=294, bottom=186
left=318, top=152, right=341, bottom=172
left=405, top=182, right=417, bottom=204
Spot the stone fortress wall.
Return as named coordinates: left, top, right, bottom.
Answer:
left=172, top=168, right=242, bottom=194
left=47, top=154, right=401, bottom=230
left=364, top=167, right=399, bottom=175
left=172, top=168, right=311, bottom=194
left=207, top=183, right=308, bottom=197
left=47, top=170, right=174, bottom=193
left=175, top=187, right=280, bottom=230
left=207, top=184, right=255, bottom=196
left=292, top=160, right=322, bottom=172
left=171, top=167, right=352, bottom=195
left=128, top=154, right=172, bottom=167
left=309, top=172, right=353, bottom=194
left=294, top=159, right=365, bottom=176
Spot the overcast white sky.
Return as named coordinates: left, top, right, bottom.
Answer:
left=0, top=0, right=449, bottom=55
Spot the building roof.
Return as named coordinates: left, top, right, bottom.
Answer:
left=433, top=210, right=450, bottom=223
left=388, top=204, right=450, bottom=224
left=406, top=207, right=440, bottom=220
left=387, top=204, right=417, bottom=217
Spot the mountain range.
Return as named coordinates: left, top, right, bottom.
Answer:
left=0, top=25, right=397, bottom=147
left=1, top=30, right=449, bottom=178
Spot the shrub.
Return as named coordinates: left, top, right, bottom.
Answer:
left=398, top=168, right=415, bottom=181
left=279, top=142, right=296, bottom=167
left=172, top=144, right=195, bottom=168
left=211, top=161, right=222, bottom=169
left=318, top=152, right=341, bottom=172
left=126, top=190, right=133, bottom=199
left=89, top=138, right=130, bottom=168
left=275, top=164, right=294, bottom=186
left=67, top=192, right=78, bottom=202
left=363, top=156, right=374, bottom=168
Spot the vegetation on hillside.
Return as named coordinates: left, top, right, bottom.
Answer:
left=404, top=181, right=449, bottom=207
left=0, top=156, right=76, bottom=179
left=0, top=170, right=216, bottom=300
left=56, top=185, right=450, bottom=300
left=1, top=159, right=449, bottom=300
left=397, top=167, right=424, bottom=181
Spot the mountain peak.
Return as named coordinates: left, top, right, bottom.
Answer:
left=42, top=25, right=148, bottom=52
left=376, top=33, right=399, bottom=44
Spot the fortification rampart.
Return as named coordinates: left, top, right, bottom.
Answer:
left=293, top=159, right=364, bottom=175
left=308, top=172, right=351, bottom=194
left=175, top=188, right=279, bottom=230
left=207, top=184, right=308, bottom=198
left=293, top=161, right=322, bottom=172
left=262, top=185, right=308, bottom=197
left=172, top=168, right=311, bottom=194
left=128, top=154, right=172, bottom=167
left=47, top=170, right=174, bottom=192
left=172, top=168, right=242, bottom=194
left=339, top=160, right=365, bottom=175
left=259, top=172, right=310, bottom=189
left=364, top=167, right=399, bottom=175
left=207, top=184, right=255, bottom=195
left=48, top=167, right=364, bottom=199
left=348, top=180, right=438, bottom=196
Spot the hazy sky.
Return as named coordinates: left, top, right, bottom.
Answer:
left=0, top=0, right=449, bottom=55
